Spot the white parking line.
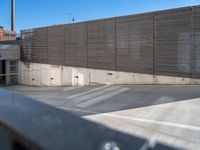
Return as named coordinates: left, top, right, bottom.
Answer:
left=67, top=86, right=110, bottom=99
left=62, top=86, right=83, bottom=92
left=59, top=107, right=97, bottom=114
left=73, top=86, right=121, bottom=104
left=59, top=107, right=200, bottom=132
left=77, top=87, right=130, bottom=108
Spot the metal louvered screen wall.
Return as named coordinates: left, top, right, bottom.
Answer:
left=65, top=23, right=87, bottom=67
left=192, top=6, right=200, bottom=79
left=154, top=8, right=191, bottom=78
left=21, top=30, right=33, bottom=62
left=21, top=5, right=200, bottom=79
left=48, top=25, right=65, bottom=65
left=21, top=27, right=48, bottom=64
left=88, top=19, right=116, bottom=70
left=31, top=27, right=48, bottom=64
left=116, top=13, right=154, bottom=74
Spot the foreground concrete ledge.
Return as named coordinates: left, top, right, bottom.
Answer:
left=0, top=88, right=149, bottom=150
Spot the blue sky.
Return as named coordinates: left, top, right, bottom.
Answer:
left=0, top=0, right=200, bottom=32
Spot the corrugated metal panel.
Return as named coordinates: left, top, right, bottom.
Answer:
left=48, top=25, right=65, bottom=65
left=191, top=6, right=200, bottom=79
left=88, top=18, right=116, bottom=70
left=65, top=23, right=87, bottom=67
left=154, top=8, right=191, bottom=78
left=116, top=13, right=154, bottom=74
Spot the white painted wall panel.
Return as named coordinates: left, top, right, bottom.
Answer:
left=62, top=67, right=73, bottom=86
left=72, top=68, right=78, bottom=86
left=32, top=70, right=41, bottom=86
left=24, top=70, right=32, bottom=85
left=41, top=68, right=51, bottom=86
left=77, top=68, right=90, bottom=86
left=50, top=66, right=62, bottom=86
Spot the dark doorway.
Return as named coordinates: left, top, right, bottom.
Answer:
left=0, top=60, right=6, bottom=86
left=8, top=60, right=18, bottom=85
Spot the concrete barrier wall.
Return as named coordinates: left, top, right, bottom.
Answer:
left=20, top=62, right=200, bottom=86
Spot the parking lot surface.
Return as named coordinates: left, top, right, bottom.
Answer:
left=7, top=85, right=200, bottom=150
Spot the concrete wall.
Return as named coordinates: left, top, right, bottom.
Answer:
left=20, top=62, right=200, bottom=86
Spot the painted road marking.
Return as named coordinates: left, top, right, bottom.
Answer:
left=59, top=107, right=97, bottom=114
left=73, top=86, right=121, bottom=104
left=153, top=96, right=175, bottom=105
left=77, top=87, right=130, bottom=108
left=59, top=107, right=200, bottom=132
left=67, top=85, right=110, bottom=99
left=62, top=86, right=83, bottom=92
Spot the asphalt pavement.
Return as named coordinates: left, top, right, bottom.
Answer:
left=7, top=85, right=200, bottom=150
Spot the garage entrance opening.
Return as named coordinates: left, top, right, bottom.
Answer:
left=0, top=60, right=18, bottom=86
left=0, top=60, right=6, bottom=86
